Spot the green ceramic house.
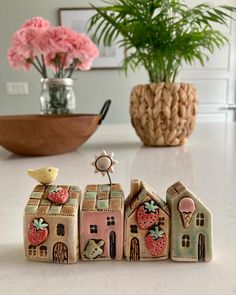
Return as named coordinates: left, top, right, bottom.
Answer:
left=166, top=181, right=213, bottom=262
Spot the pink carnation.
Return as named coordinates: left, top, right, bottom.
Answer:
left=8, top=48, right=32, bottom=70
left=8, top=16, right=99, bottom=77
left=40, top=26, right=78, bottom=54
left=9, top=27, right=43, bottom=60
left=20, top=16, right=50, bottom=29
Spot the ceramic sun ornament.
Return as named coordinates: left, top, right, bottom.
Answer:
left=91, top=150, right=118, bottom=186
left=27, top=167, right=58, bottom=185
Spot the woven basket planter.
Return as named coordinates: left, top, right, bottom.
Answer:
left=130, top=83, right=198, bottom=146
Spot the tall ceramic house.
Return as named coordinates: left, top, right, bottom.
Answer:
left=124, top=180, right=170, bottom=261
left=24, top=184, right=81, bottom=263
left=166, top=181, right=213, bottom=262
left=80, top=183, right=124, bottom=260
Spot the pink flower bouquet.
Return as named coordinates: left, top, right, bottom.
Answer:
left=8, top=17, right=99, bottom=78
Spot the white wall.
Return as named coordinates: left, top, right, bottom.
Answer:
left=0, top=0, right=235, bottom=123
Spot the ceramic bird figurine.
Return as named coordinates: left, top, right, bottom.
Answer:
left=27, top=167, right=58, bottom=185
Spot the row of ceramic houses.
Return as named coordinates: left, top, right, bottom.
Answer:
left=24, top=180, right=213, bottom=263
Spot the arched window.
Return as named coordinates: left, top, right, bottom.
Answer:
left=39, top=245, right=48, bottom=257
left=196, top=213, right=204, bottom=226
left=182, top=235, right=190, bottom=247
left=28, top=245, right=36, bottom=256
left=57, top=224, right=65, bottom=236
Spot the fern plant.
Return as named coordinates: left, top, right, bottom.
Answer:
left=89, top=0, right=236, bottom=83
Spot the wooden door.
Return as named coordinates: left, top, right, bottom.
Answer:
left=198, top=234, right=206, bottom=262
left=109, top=231, right=116, bottom=259
left=130, top=237, right=140, bottom=261
left=53, top=242, right=68, bottom=263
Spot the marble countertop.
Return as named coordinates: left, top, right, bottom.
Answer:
left=0, top=123, right=235, bottom=295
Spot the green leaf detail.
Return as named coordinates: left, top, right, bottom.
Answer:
left=47, top=186, right=61, bottom=193
left=33, top=218, right=48, bottom=230
left=144, top=200, right=159, bottom=213
left=149, top=226, right=165, bottom=240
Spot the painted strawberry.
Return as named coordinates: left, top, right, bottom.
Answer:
left=28, top=218, right=48, bottom=246
left=48, top=186, right=69, bottom=205
left=145, top=225, right=167, bottom=257
left=136, top=200, right=159, bottom=229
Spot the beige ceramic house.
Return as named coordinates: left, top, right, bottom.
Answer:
left=166, top=181, right=213, bottom=262
left=24, top=184, right=81, bottom=263
left=124, top=180, right=170, bottom=261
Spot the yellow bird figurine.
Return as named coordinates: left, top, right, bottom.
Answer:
left=27, top=167, right=59, bottom=185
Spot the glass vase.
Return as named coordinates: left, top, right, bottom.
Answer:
left=40, top=78, right=76, bottom=114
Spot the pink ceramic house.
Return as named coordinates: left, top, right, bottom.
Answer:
left=80, top=183, right=124, bottom=260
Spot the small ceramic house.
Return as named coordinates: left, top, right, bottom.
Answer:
left=166, top=181, right=213, bottom=262
left=124, top=180, right=170, bottom=261
left=80, top=183, right=124, bottom=261
left=24, top=184, right=81, bottom=263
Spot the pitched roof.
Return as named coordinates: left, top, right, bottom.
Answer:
left=24, top=185, right=80, bottom=217
left=167, top=181, right=187, bottom=199
left=81, top=183, right=124, bottom=212
left=125, top=180, right=170, bottom=217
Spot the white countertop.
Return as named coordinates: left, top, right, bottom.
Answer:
left=0, top=123, right=235, bottom=295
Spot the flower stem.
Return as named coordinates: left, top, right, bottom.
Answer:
left=67, top=59, right=79, bottom=78
left=41, top=55, right=48, bottom=78
left=31, top=60, right=44, bottom=76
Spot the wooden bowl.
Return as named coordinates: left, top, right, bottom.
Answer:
left=0, top=100, right=111, bottom=156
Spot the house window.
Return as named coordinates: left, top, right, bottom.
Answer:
left=39, top=245, right=48, bottom=257
left=28, top=245, right=37, bottom=256
left=57, top=224, right=65, bottom=236
left=130, top=225, right=138, bottom=233
left=90, top=225, right=98, bottom=233
left=107, top=216, right=115, bottom=226
left=196, top=213, right=204, bottom=226
left=159, top=217, right=165, bottom=225
left=182, top=235, right=190, bottom=247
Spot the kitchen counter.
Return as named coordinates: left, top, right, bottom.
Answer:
left=0, top=123, right=235, bottom=295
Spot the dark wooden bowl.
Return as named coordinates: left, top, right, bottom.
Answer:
left=0, top=100, right=111, bottom=156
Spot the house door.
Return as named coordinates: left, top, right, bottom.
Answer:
left=130, top=237, right=140, bottom=261
left=198, top=234, right=205, bottom=262
left=109, top=231, right=116, bottom=259
left=53, top=242, right=68, bottom=263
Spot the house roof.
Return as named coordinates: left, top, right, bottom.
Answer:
left=125, top=180, right=170, bottom=217
left=166, top=181, right=187, bottom=199
left=166, top=181, right=212, bottom=214
left=24, top=185, right=80, bottom=217
left=81, top=183, right=124, bottom=212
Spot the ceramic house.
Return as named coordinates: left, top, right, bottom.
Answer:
left=24, top=184, right=81, bottom=263
left=166, top=181, right=213, bottom=262
left=124, top=180, right=170, bottom=261
left=80, top=183, right=124, bottom=261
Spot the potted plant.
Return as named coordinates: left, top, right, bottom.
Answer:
left=8, top=16, right=99, bottom=114
left=89, top=1, right=236, bottom=146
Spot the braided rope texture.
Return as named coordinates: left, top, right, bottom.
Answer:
left=130, top=83, right=199, bottom=146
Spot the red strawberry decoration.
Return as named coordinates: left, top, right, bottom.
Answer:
left=145, top=226, right=167, bottom=257
left=28, top=218, right=48, bottom=246
left=136, top=200, right=159, bottom=229
left=48, top=186, right=69, bottom=205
